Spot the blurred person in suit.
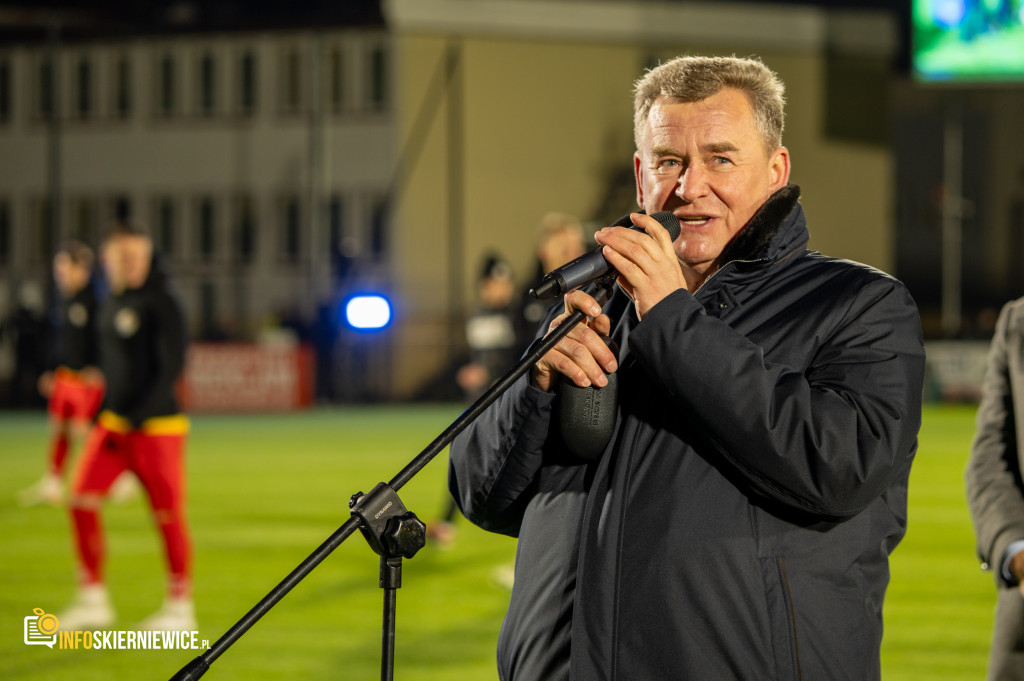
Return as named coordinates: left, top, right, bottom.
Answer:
left=967, top=296, right=1024, bottom=681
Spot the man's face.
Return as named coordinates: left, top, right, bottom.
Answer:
left=634, top=89, right=790, bottom=280
left=53, top=253, right=89, bottom=298
left=480, top=275, right=514, bottom=308
left=538, top=229, right=585, bottom=273
left=102, top=235, right=152, bottom=293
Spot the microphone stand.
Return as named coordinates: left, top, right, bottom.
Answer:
left=168, top=274, right=618, bottom=681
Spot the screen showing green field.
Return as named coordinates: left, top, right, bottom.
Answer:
left=913, top=0, right=1024, bottom=81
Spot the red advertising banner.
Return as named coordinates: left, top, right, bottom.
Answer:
left=179, top=343, right=315, bottom=412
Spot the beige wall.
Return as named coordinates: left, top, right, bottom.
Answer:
left=388, top=31, right=894, bottom=397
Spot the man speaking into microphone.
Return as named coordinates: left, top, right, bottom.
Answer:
left=448, top=55, right=924, bottom=680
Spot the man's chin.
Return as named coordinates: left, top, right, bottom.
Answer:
left=677, top=250, right=720, bottom=274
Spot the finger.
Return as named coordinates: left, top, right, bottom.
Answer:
left=556, top=316, right=617, bottom=372
left=589, top=313, right=612, bottom=338
left=628, top=212, right=677, bottom=246
left=597, top=215, right=674, bottom=257
left=537, top=315, right=617, bottom=387
left=563, top=289, right=604, bottom=319
left=595, top=216, right=687, bottom=318
left=542, top=340, right=608, bottom=388
left=594, top=231, right=659, bottom=280
left=553, top=290, right=616, bottom=368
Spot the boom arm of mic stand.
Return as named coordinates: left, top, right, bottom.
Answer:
left=167, top=286, right=606, bottom=680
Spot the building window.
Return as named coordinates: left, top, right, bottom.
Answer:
left=0, top=199, right=10, bottom=264
left=328, top=47, right=344, bottom=112
left=199, top=280, right=216, bottom=337
left=113, top=54, right=131, bottom=119
left=235, top=195, right=255, bottom=264
left=328, top=194, right=345, bottom=256
left=282, top=47, right=302, bottom=114
left=328, top=194, right=356, bottom=281
left=197, top=197, right=216, bottom=261
left=198, top=51, right=216, bottom=116
left=72, top=198, right=97, bottom=244
left=113, top=195, right=132, bottom=221
left=38, top=58, right=54, bottom=121
left=282, top=196, right=301, bottom=262
left=0, top=57, right=11, bottom=124
left=157, top=53, right=176, bottom=117
left=239, top=50, right=257, bottom=115
left=75, top=56, right=92, bottom=120
left=34, top=198, right=54, bottom=261
left=366, top=43, right=388, bottom=110
left=368, top=197, right=387, bottom=260
left=155, top=197, right=175, bottom=256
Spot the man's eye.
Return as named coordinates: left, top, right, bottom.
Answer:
left=712, top=156, right=732, bottom=165
left=656, top=159, right=680, bottom=172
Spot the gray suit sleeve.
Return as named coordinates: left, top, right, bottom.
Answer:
left=966, top=299, right=1024, bottom=586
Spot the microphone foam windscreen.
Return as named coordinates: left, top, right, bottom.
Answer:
left=648, top=211, right=682, bottom=241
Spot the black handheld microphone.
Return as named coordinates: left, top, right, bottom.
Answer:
left=529, top=211, right=682, bottom=300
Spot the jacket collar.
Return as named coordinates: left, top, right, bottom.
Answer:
left=715, top=183, right=805, bottom=267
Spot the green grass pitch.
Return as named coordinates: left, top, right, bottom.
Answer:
left=0, top=404, right=996, bottom=679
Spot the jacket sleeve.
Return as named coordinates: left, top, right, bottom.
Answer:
left=448, top=372, right=558, bottom=537
left=966, top=299, right=1024, bottom=586
left=628, top=275, right=925, bottom=522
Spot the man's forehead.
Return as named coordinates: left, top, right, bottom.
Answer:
left=106, top=234, right=151, bottom=250
left=645, top=94, right=756, bottom=149
left=650, top=91, right=751, bottom=122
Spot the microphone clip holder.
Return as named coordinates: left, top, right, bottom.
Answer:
left=349, top=483, right=426, bottom=681
left=349, top=483, right=426, bottom=561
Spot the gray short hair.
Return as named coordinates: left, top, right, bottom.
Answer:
left=633, top=55, right=785, bottom=152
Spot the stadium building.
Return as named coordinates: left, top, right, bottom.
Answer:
left=3, top=0, right=1024, bottom=403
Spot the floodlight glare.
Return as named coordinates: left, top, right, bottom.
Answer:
left=345, top=294, right=392, bottom=330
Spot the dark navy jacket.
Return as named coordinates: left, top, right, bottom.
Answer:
left=449, top=185, right=925, bottom=681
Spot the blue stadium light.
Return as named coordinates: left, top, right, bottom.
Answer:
left=344, top=294, right=392, bottom=330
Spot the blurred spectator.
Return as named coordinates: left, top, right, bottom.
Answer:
left=519, top=212, right=586, bottom=346
left=428, top=254, right=519, bottom=549
left=1, top=281, right=48, bottom=408
left=314, top=301, right=340, bottom=402
left=457, top=254, right=520, bottom=400
left=18, top=242, right=106, bottom=507
left=967, top=296, right=1024, bottom=680
left=59, top=221, right=196, bottom=632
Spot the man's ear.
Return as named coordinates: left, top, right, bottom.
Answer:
left=768, top=146, right=791, bottom=191
left=634, top=151, right=645, bottom=208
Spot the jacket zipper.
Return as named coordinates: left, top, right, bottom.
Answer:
left=693, top=257, right=762, bottom=297
left=609, top=424, right=646, bottom=681
left=777, top=557, right=803, bottom=680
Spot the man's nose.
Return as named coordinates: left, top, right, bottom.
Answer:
left=675, top=164, right=708, bottom=203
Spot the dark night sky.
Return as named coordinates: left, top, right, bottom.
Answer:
left=0, top=0, right=915, bottom=73
left=0, top=0, right=909, bottom=39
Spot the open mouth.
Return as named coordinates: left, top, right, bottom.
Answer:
left=678, top=216, right=714, bottom=227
